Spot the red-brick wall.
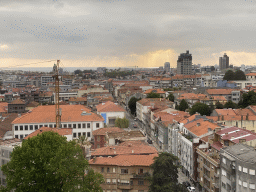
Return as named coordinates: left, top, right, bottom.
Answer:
left=92, top=135, right=106, bottom=149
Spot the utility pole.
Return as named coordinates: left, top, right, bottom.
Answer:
left=54, top=60, right=61, bottom=129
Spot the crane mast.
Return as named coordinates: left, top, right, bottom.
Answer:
left=54, top=60, right=61, bottom=129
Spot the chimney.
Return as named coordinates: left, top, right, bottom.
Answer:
left=93, top=156, right=96, bottom=163
left=197, top=123, right=200, bottom=127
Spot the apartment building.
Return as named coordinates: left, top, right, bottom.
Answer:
left=11, top=105, right=104, bottom=140
left=89, top=154, right=158, bottom=192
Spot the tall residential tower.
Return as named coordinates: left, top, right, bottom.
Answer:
left=177, top=50, right=192, bottom=75
left=219, top=53, right=229, bottom=70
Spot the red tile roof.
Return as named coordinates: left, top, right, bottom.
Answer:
left=246, top=73, right=256, bottom=76
left=96, top=101, right=125, bottom=112
left=69, top=97, right=87, bottom=102
left=24, top=127, right=72, bottom=139
left=206, top=89, right=234, bottom=95
left=92, top=127, right=124, bottom=136
left=12, top=105, right=104, bottom=124
left=91, top=140, right=157, bottom=156
left=89, top=154, right=158, bottom=166
left=215, top=109, right=236, bottom=116
left=10, top=99, right=25, bottom=105
left=144, top=89, right=166, bottom=94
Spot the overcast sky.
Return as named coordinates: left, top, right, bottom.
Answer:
left=1, top=0, right=256, bottom=69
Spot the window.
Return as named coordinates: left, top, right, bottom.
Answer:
left=243, top=182, right=248, bottom=187
left=107, top=167, right=110, bottom=173
left=239, top=180, right=242, bottom=185
left=106, top=179, right=111, bottom=184
left=15, top=126, right=18, bottom=131
left=121, top=169, right=128, bottom=174
left=101, top=167, right=104, bottom=173
left=63, top=124, right=67, bottom=128
left=25, top=125, right=28, bottom=130
left=20, top=135, right=23, bottom=139
left=39, top=125, right=43, bottom=128
left=78, top=124, right=81, bottom=128
left=112, top=179, right=116, bottom=184
left=54, top=124, right=56, bottom=128
left=68, top=124, right=72, bottom=128
left=73, top=124, right=76, bottom=128
left=49, top=124, right=53, bottom=128
left=73, top=133, right=77, bottom=138
left=224, top=140, right=229, bottom=146
left=138, top=180, right=144, bottom=185
left=35, top=125, right=38, bottom=130
left=15, top=135, right=18, bottom=138
left=83, top=132, right=86, bottom=136
left=222, top=157, right=226, bottom=164
left=139, top=168, right=143, bottom=174
left=78, top=132, right=81, bottom=137
left=239, top=166, right=242, bottom=171
left=249, top=184, right=255, bottom=189
left=243, top=167, right=248, bottom=173
left=249, top=169, right=255, bottom=175
left=113, top=167, right=116, bottom=173
left=222, top=169, right=227, bottom=176
left=222, top=182, right=226, bottom=189
left=30, top=125, right=33, bottom=130
left=96, top=123, right=100, bottom=128
left=82, top=123, right=86, bottom=128
left=87, top=132, right=90, bottom=137
left=44, top=124, right=48, bottom=127
left=20, top=125, right=23, bottom=131
left=87, top=123, right=90, bottom=128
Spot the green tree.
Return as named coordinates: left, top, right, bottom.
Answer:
left=224, top=100, right=238, bottom=109
left=215, top=101, right=224, bottom=109
left=146, top=92, right=162, bottom=98
left=178, top=99, right=189, bottom=111
left=74, top=69, right=83, bottom=75
left=234, top=70, right=246, bottom=80
left=1, top=131, right=103, bottom=192
left=128, top=97, right=140, bottom=115
left=115, top=117, right=129, bottom=128
left=189, top=102, right=212, bottom=116
left=82, top=169, right=104, bottom=192
left=239, top=91, right=256, bottom=108
left=223, top=70, right=235, bottom=80
left=167, top=93, right=175, bottom=102
left=149, top=153, right=186, bottom=192
left=210, top=66, right=215, bottom=71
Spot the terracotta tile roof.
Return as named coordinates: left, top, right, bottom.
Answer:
left=137, top=98, right=172, bottom=107
left=24, top=127, right=72, bottom=139
left=79, top=85, right=88, bottom=90
left=0, top=113, right=23, bottom=138
left=26, top=101, right=39, bottom=108
left=12, top=105, right=104, bottom=124
left=0, top=102, right=8, bottom=113
left=206, top=89, right=234, bottom=95
left=234, top=108, right=255, bottom=116
left=92, top=127, right=124, bottom=136
left=215, top=109, right=236, bottom=116
left=10, top=99, right=25, bottom=105
left=185, top=119, right=219, bottom=137
left=211, top=141, right=223, bottom=151
left=246, top=73, right=256, bottom=76
left=178, top=93, right=207, bottom=100
left=69, top=97, right=87, bottom=102
left=91, top=140, right=157, bottom=156
left=212, top=96, right=227, bottom=101
left=144, top=89, right=166, bottom=94
left=96, top=101, right=125, bottom=112
left=39, top=91, right=53, bottom=97
left=89, top=153, right=158, bottom=166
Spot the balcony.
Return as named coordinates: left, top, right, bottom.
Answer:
left=214, top=172, right=219, bottom=178
left=214, top=182, right=220, bottom=189
left=197, top=158, right=200, bottom=163
left=203, top=174, right=210, bottom=181
left=203, top=183, right=211, bottom=192
left=132, top=172, right=150, bottom=179
left=203, top=164, right=210, bottom=171
left=117, top=183, right=133, bottom=190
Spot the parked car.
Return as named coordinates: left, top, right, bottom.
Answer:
left=133, top=123, right=137, bottom=128
left=187, top=186, right=196, bottom=192
left=147, top=139, right=152, bottom=144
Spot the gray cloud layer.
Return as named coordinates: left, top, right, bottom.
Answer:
left=1, top=0, right=256, bottom=66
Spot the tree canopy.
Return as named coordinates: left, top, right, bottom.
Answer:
left=1, top=131, right=104, bottom=192
left=238, top=91, right=256, bottom=108
left=189, top=102, right=212, bottom=116
left=223, top=70, right=246, bottom=80
left=149, top=153, right=187, bottom=192
left=178, top=99, right=189, bottom=112
left=128, top=97, right=141, bottom=115
left=115, top=117, right=129, bottom=128
left=215, top=101, right=224, bottom=109
left=223, top=100, right=238, bottom=109
left=146, top=92, right=162, bottom=98
left=167, top=93, right=175, bottom=102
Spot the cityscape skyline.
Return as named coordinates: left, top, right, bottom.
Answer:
left=1, top=0, right=256, bottom=68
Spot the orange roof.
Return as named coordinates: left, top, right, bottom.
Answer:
left=206, top=89, right=234, bottom=95
left=215, top=109, right=236, bottom=116
left=79, top=85, right=88, bottom=90
left=144, top=89, right=166, bottom=94
left=92, top=127, right=124, bottom=136
left=186, top=119, right=219, bottom=136
left=96, top=101, right=125, bottom=112
left=91, top=140, right=157, bottom=156
left=137, top=98, right=172, bottom=107
left=89, top=154, right=158, bottom=166
left=0, top=102, right=8, bottom=113
left=234, top=108, right=255, bottom=116
left=24, top=127, right=72, bottom=139
left=39, top=91, right=53, bottom=97
left=246, top=73, right=256, bottom=76
left=178, top=93, right=207, bottom=100
left=12, top=105, right=104, bottom=124
left=10, top=99, right=25, bottom=105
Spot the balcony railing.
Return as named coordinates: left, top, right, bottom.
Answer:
left=214, top=172, right=219, bottom=178
left=203, top=183, right=211, bottom=192
left=214, top=182, right=220, bottom=188
left=203, top=174, right=210, bottom=181
left=203, top=164, right=210, bottom=171
left=132, top=172, right=150, bottom=178
left=117, top=183, right=133, bottom=190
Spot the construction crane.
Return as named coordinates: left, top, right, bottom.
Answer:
left=53, top=60, right=61, bottom=129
